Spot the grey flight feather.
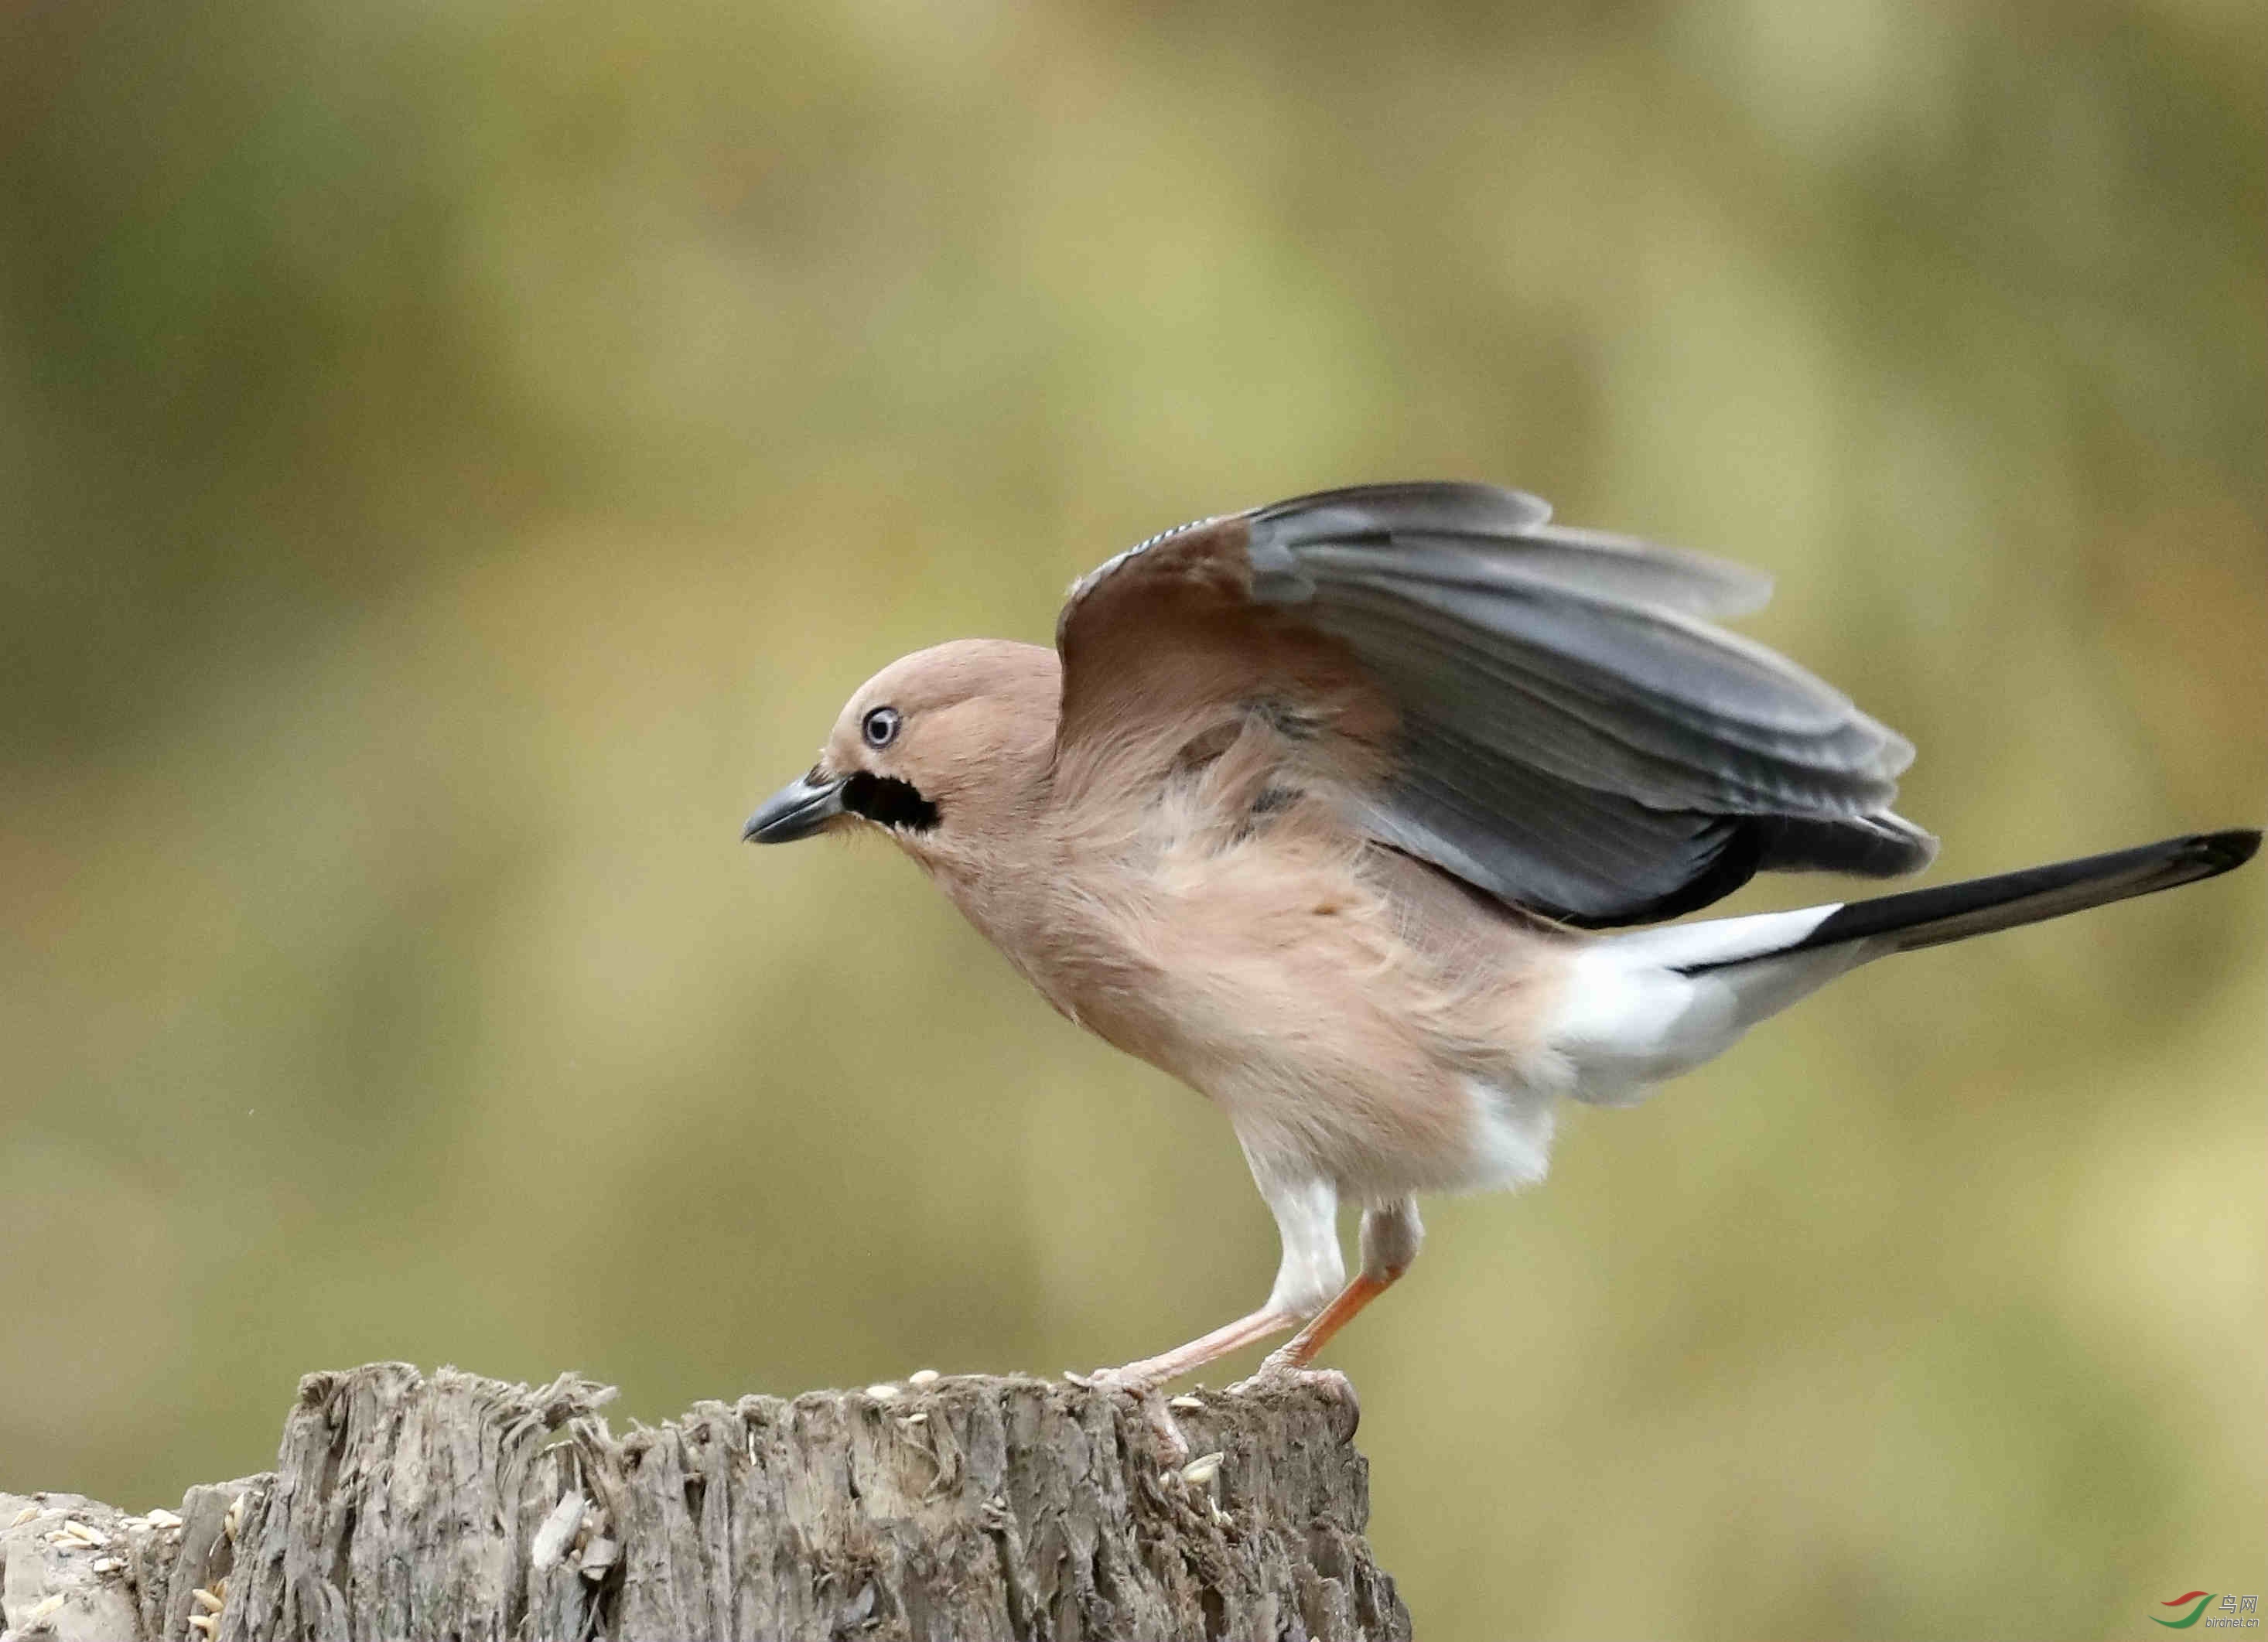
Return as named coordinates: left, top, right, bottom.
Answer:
left=1246, top=481, right=1778, bottom=620
left=1065, top=482, right=1938, bottom=926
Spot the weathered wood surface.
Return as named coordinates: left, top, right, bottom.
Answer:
left=1, top=1363, right=1411, bottom=1641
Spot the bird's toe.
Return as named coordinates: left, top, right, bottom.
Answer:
left=1226, top=1358, right=1356, bottom=1405
left=1074, top=1369, right=1192, bottom=1461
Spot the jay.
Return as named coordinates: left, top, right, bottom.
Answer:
left=744, top=483, right=2256, bottom=1392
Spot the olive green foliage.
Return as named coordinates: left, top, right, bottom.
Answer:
left=2, top=2, right=2260, bottom=1637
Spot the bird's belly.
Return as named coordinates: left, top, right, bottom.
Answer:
left=1057, top=918, right=1568, bottom=1201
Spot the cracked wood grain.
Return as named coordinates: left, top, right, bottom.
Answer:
left=1, top=1363, right=1411, bottom=1641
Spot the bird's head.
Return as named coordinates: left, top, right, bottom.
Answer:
left=743, top=638, right=1061, bottom=863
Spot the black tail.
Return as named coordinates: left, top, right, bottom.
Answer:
left=1773, top=829, right=2258, bottom=960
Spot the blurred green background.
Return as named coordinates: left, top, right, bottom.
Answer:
left=4, top=1, right=2262, bottom=1637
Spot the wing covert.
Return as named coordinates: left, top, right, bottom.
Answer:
left=1054, top=483, right=1935, bottom=925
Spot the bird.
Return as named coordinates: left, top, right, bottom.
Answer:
left=743, top=481, right=2257, bottom=1395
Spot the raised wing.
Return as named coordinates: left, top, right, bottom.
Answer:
left=1053, top=482, right=1935, bottom=926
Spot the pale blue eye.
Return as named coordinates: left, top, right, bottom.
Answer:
left=862, top=706, right=900, bottom=748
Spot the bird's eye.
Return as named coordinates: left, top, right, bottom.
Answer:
left=861, top=706, right=901, bottom=748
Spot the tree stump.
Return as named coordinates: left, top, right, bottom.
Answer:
left=0, top=1363, right=1411, bottom=1641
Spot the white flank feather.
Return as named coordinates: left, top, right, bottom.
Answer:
left=1551, top=903, right=1874, bottom=1106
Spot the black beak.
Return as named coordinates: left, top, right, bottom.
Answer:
left=743, top=772, right=847, bottom=843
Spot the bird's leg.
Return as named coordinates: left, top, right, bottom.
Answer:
left=1084, top=1308, right=1303, bottom=1396
left=1244, top=1197, right=1422, bottom=1383
left=1086, top=1177, right=1341, bottom=1396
